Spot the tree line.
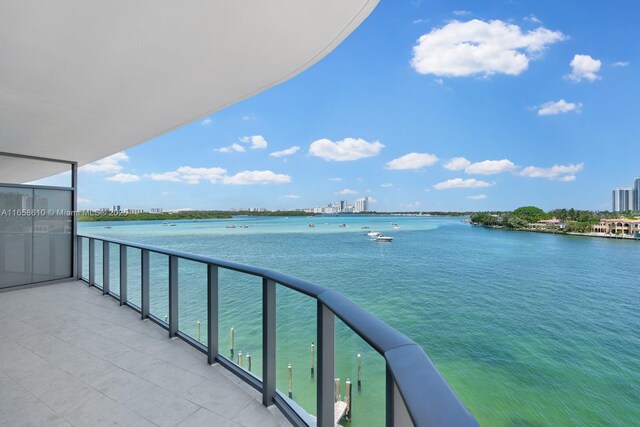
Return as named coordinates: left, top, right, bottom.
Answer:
left=470, top=206, right=639, bottom=233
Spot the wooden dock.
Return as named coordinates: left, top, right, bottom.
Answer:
left=311, top=401, right=348, bottom=426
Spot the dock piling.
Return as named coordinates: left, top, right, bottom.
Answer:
left=196, top=320, right=201, bottom=342
left=310, top=341, right=315, bottom=378
left=346, top=379, right=352, bottom=421
left=247, top=353, right=251, bottom=372
left=238, top=351, right=243, bottom=367
left=357, top=353, right=362, bottom=390
left=230, top=327, right=235, bottom=357
left=288, top=364, right=293, bottom=398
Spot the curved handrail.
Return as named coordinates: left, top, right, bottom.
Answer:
left=79, top=233, right=478, bottom=426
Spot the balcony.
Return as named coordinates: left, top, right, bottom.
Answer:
left=0, top=280, right=288, bottom=426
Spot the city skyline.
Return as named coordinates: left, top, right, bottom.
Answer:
left=35, top=1, right=639, bottom=212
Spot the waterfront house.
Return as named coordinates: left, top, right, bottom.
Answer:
left=592, top=218, right=640, bottom=237
left=527, top=218, right=566, bottom=230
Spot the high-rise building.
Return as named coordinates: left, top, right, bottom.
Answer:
left=612, top=188, right=634, bottom=212
left=354, top=196, right=369, bottom=213
left=635, top=178, right=640, bottom=210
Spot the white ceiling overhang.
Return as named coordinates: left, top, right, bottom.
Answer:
left=0, top=0, right=378, bottom=183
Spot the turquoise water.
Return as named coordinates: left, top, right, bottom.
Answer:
left=79, top=216, right=640, bottom=426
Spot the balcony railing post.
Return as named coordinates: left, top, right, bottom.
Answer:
left=102, top=241, right=110, bottom=295
left=262, top=278, right=276, bottom=406
left=76, top=236, right=83, bottom=280
left=119, top=245, right=127, bottom=306
left=88, top=238, right=95, bottom=287
left=207, top=264, right=219, bottom=365
left=141, top=249, right=149, bottom=319
left=392, top=375, right=413, bottom=426
left=168, top=255, right=178, bottom=337
left=386, top=365, right=394, bottom=427
left=317, top=302, right=335, bottom=427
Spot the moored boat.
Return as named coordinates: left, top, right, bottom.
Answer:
left=375, top=234, right=393, bottom=242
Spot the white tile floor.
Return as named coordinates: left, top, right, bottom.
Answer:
left=0, top=281, right=291, bottom=426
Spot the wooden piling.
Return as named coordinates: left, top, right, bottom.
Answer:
left=334, top=378, right=340, bottom=402
left=357, top=353, right=362, bottom=390
left=247, top=353, right=251, bottom=372
left=238, top=351, right=243, bottom=367
left=310, top=342, right=315, bottom=378
left=196, top=320, right=201, bottom=342
left=230, top=327, right=235, bottom=356
left=288, top=364, right=293, bottom=398
left=346, top=379, right=352, bottom=421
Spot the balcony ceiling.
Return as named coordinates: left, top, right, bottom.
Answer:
left=0, top=0, right=377, bottom=183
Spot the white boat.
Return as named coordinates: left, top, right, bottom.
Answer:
left=375, top=234, right=393, bottom=242
left=393, top=225, right=400, bottom=229
left=367, top=231, right=381, bottom=237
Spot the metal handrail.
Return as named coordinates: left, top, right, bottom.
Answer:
left=77, top=233, right=478, bottom=427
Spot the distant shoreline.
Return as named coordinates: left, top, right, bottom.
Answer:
left=78, top=211, right=470, bottom=222
left=471, top=223, right=640, bottom=241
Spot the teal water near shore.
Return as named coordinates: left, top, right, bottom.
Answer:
left=80, top=215, right=640, bottom=426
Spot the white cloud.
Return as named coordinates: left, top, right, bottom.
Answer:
left=453, top=10, right=471, bottom=16
left=81, top=152, right=129, bottom=173
left=280, top=194, right=300, bottom=199
left=386, top=152, right=439, bottom=170
left=78, top=197, right=90, bottom=205
left=567, top=54, right=601, bottom=82
left=433, top=178, right=495, bottom=190
left=240, top=135, right=268, bottom=149
left=524, top=15, right=542, bottom=24
left=241, top=115, right=255, bottom=121
left=147, top=166, right=227, bottom=184
left=413, top=18, right=428, bottom=24
left=613, top=61, right=629, bottom=67
left=223, top=170, right=291, bottom=185
left=380, top=183, right=394, bottom=188
left=466, top=159, right=517, bottom=175
left=106, top=173, right=140, bottom=183
left=329, top=177, right=343, bottom=182
left=336, top=188, right=358, bottom=195
left=467, top=194, right=487, bottom=200
left=216, top=143, right=246, bottom=153
left=368, top=197, right=378, bottom=203
left=519, top=163, right=583, bottom=181
left=309, top=138, right=384, bottom=161
left=177, top=166, right=228, bottom=184
left=270, top=146, right=300, bottom=157
left=444, top=157, right=472, bottom=171
left=443, top=157, right=516, bottom=174
left=201, top=118, right=212, bottom=126
left=411, top=19, right=565, bottom=77
left=147, top=171, right=182, bottom=182
left=537, top=99, right=582, bottom=116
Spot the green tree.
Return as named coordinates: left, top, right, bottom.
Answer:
left=511, top=206, right=548, bottom=223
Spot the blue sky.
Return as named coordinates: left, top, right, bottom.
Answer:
left=72, top=0, right=639, bottom=212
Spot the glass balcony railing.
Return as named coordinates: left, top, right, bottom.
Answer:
left=77, top=233, right=478, bottom=427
